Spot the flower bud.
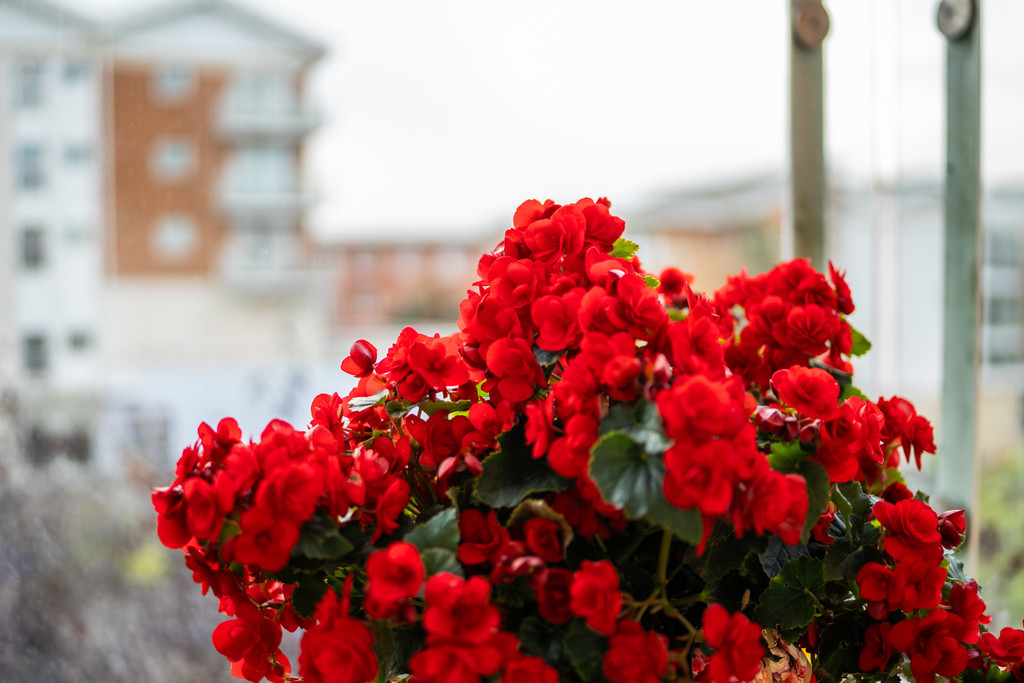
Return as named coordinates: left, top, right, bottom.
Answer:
left=937, top=509, right=966, bottom=549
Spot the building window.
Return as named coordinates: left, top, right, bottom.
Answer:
left=230, top=145, right=295, bottom=193
left=987, top=230, right=1022, bottom=268
left=152, top=214, right=199, bottom=261
left=154, top=64, right=194, bottom=101
left=152, top=138, right=195, bottom=181
left=15, top=58, right=44, bottom=107
left=21, top=226, right=45, bottom=269
left=16, top=144, right=44, bottom=189
left=63, top=60, right=90, bottom=82
left=23, top=335, right=48, bottom=375
left=233, top=70, right=293, bottom=115
left=68, top=331, right=92, bottom=351
left=64, top=143, right=93, bottom=164
left=64, top=224, right=92, bottom=245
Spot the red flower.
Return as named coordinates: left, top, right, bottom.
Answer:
left=423, top=573, right=501, bottom=646
left=524, top=517, right=565, bottom=564
left=458, top=509, right=510, bottom=566
left=153, top=485, right=190, bottom=549
left=535, top=567, right=573, bottom=624
left=949, top=580, right=990, bottom=645
left=889, top=610, right=968, bottom=683
left=872, top=499, right=942, bottom=563
left=701, top=603, right=765, bottom=683
left=531, top=288, right=585, bottom=351
left=663, top=440, right=736, bottom=515
left=340, top=339, right=377, bottom=377
left=502, top=655, right=560, bottom=683
left=233, top=507, right=301, bottom=572
left=859, top=621, right=895, bottom=672
left=523, top=204, right=586, bottom=263
left=578, top=197, right=625, bottom=251
left=657, top=266, right=692, bottom=300
left=254, top=462, right=323, bottom=525
left=366, top=541, right=425, bottom=605
left=602, top=619, right=668, bottom=683
left=856, top=562, right=903, bottom=619
left=372, top=478, right=410, bottom=542
left=546, top=414, right=600, bottom=479
left=937, top=509, right=967, bottom=549
left=894, top=554, right=946, bottom=612
left=569, top=560, right=621, bottom=636
left=483, top=336, right=545, bottom=403
left=771, top=365, right=841, bottom=419
left=657, top=374, right=747, bottom=443
left=979, top=625, right=1024, bottom=668
left=212, top=608, right=282, bottom=664
left=829, top=262, right=855, bottom=314
left=771, top=304, right=840, bottom=356
left=299, top=592, right=378, bottom=683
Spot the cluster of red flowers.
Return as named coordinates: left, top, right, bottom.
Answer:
left=154, top=197, right=1024, bottom=683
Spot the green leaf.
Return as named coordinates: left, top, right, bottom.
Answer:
left=946, top=550, right=969, bottom=583
left=759, top=536, right=810, bottom=578
left=754, top=555, right=823, bottom=633
left=799, top=460, right=831, bottom=545
left=818, top=611, right=872, bottom=681
left=839, top=384, right=869, bottom=402
left=643, top=274, right=660, bottom=289
left=768, top=441, right=810, bottom=472
left=292, top=512, right=355, bottom=560
left=780, top=555, right=825, bottom=596
left=692, top=524, right=769, bottom=579
left=563, top=619, right=608, bottom=683
left=754, top=580, right=816, bottom=632
left=600, top=400, right=672, bottom=457
left=647, top=491, right=703, bottom=544
left=610, top=238, right=639, bottom=260
left=405, top=507, right=459, bottom=554
left=416, top=399, right=472, bottom=416
left=475, top=427, right=573, bottom=508
left=518, top=615, right=563, bottom=661
left=534, top=347, right=566, bottom=367
left=830, top=485, right=852, bottom=526
left=823, top=542, right=884, bottom=583
left=419, top=547, right=464, bottom=578
left=837, top=481, right=872, bottom=522
left=589, top=433, right=703, bottom=544
left=291, top=575, right=328, bottom=619
left=849, top=324, right=872, bottom=356
left=348, top=389, right=388, bottom=412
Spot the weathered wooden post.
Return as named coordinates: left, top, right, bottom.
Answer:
left=936, top=0, right=982, bottom=516
left=790, top=0, right=829, bottom=268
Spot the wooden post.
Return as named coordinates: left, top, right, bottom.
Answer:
left=937, top=0, right=982, bottom=514
left=790, top=0, right=829, bottom=268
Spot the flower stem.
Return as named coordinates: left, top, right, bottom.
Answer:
left=656, top=529, right=673, bottom=589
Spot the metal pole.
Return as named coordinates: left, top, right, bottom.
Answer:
left=937, top=0, right=982, bottom=515
left=790, top=0, right=829, bottom=268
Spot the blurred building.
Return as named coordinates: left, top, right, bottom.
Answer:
left=330, top=234, right=491, bottom=327
left=0, top=0, right=104, bottom=463
left=629, top=173, right=1024, bottom=459
left=0, top=0, right=326, bottom=470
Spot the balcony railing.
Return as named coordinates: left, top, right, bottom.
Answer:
left=218, top=185, right=317, bottom=221
left=217, top=106, right=321, bottom=140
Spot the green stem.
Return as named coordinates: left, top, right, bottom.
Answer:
left=615, top=525, right=652, bottom=564
left=656, top=529, right=673, bottom=588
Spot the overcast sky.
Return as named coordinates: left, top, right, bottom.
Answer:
left=84, top=0, right=1024, bottom=238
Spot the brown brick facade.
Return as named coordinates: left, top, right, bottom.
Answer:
left=110, top=64, right=229, bottom=276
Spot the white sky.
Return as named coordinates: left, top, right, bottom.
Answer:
left=84, top=0, right=1024, bottom=238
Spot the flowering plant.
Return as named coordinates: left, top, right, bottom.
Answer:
left=154, top=198, right=1024, bottom=683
